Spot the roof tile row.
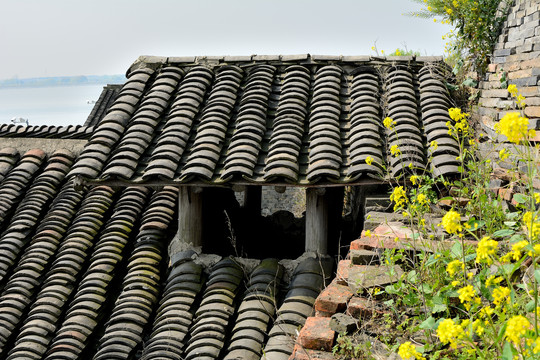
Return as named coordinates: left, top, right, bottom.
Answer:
left=67, top=58, right=459, bottom=186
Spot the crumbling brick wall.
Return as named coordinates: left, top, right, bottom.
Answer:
left=477, top=0, right=540, bottom=136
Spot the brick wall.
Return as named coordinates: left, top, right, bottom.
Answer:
left=478, top=0, right=540, bottom=136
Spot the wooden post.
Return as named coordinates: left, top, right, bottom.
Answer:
left=244, top=186, right=262, bottom=216
left=305, top=187, right=328, bottom=254
left=177, top=186, right=203, bottom=247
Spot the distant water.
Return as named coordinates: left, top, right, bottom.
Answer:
left=0, top=84, right=109, bottom=127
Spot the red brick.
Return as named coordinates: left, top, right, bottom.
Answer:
left=297, top=317, right=336, bottom=351
left=315, top=310, right=333, bottom=318
left=525, top=106, right=540, bottom=118
left=335, top=260, right=351, bottom=285
left=289, top=344, right=336, bottom=360
left=347, top=296, right=390, bottom=319
left=487, top=63, right=498, bottom=73
left=314, top=282, right=354, bottom=315
left=498, top=187, right=514, bottom=201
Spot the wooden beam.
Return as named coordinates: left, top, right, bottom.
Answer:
left=305, top=187, right=328, bottom=254
left=177, top=186, right=203, bottom=247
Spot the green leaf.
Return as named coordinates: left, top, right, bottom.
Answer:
left=506, top=212, right=520, bottom=220
left=419, top=316, right=437, bottom=330
left=502, top=342, right=514, bottom=360
left=431, top=303, right=448, bottom=314
left=534, top=269, right=540, bottom=284
left=464, top=253, right=477, bottom=262
left=493, top=229, right=515, bottom=238
left=462, top=78, right=478, bottom=87
left=407, top=270, right=418, bottom=283
left=466, top=219, right=485, bottom=232
left=513, top=193, right=529, bottom=204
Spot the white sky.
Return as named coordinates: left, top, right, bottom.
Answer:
left=0, top=0, right=451, bottom=80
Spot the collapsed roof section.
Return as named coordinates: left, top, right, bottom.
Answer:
left=68, top=54, right=461, bottom=187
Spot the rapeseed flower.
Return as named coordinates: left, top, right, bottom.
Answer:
left=398, top=342, right=425, bottom=360
left=390, top=144, right=401, bottom=157
left=442, top=210, right=462, bottom=234
left=505, top=315, right=530, bottom=346
left=496, top=112, right=529, bottom=144
left=437, top=319, right=464, bottom=349
left=458, top=285, right=475, bottom=309
left=365, top=156, right=373, bottom=166
left=508, top=84, right=518, bottom=96
left=390, top=186, right=407, bottom=210
left=430, top=140, right=438, bottom=150
left=499, top=148, right=509, bottom=160
left=523, top=211, right=540, bottom=239
left=492, top=286, right=511, bottom=307
left=476, top=236, right=498, bottom=264
left=417, top=193, right=429, bottom=205
left=384, top=117, right=394, bottom=129
left=446, top=259, right=464, bottom=276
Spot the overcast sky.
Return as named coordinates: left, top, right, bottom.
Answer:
left=0, top=0, right=451, bottom=80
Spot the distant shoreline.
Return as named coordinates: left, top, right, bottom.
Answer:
left=0, top=75, right=126, bottom=89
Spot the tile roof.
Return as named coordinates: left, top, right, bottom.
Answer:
left=0, top=54, right=462, bottom=359
left=84, top=84, right=122, bottom=127
left=0, top=124, right=95, bottom=140
left=67, top=55, right=461, bottom=186
left=0, top=147, right=333, bottom=360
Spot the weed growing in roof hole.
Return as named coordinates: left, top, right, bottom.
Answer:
left=348, top=86, right=540, bottom=359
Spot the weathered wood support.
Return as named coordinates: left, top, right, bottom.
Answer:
left=177, top=186, right=203, bottom=248
left=305, top=187, right=328, bottom=254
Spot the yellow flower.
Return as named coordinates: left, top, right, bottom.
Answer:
left=533, top=337, right=540, bottom=354
left=507, top=84, right=518, bottom=97
left=371, top=46, right=376, bottom=51
left=395, top=49, right=402, bottom=56
left=446, top=260, right=464, bottom=276
left=446, top=7, right=453, bottom=14
left=390, top=186, right=407, bottom=210
left=493, top=286, right=511, bottom=307
left=430, top=140, right=438, bottom=150
left=472, top=319, right=484, bottom=336
left=496, top=112, right=529, bottom=144
left=427, top=5, right=433, bottom=11
left=365, top=230, right=372, bottom=238
left=365, top=156, right=373, bottom=166
left=485, top=275, right=502, bottom=287
left=417, top=193, right=429, bottom=205
left=505, top=315, right=530, bottom=345
left=451, top=280, right=460, bottom=287
left=390, top=144, right=401, bottom=157
left=510, top=240, right=528, bottom=261
left=448, top=107, right=468, bottom=121
left=523, top=211, right=540, bottom=239
left=479, top=306, right=494, bottom=319
left=381, top=50, right=385, bottom=55
left=476, top=236, right=498, bottom=264
left=517, top=94, right=526, bottom=108
left=410, top=175, right=418, bottom=185
left=458, top=285, right=475, bottom=305
left=499, top=148, right=509, bottom=160
left=398, top=341, right=425, bottom=360
left=437, top=319, right=464, bottom=348
left=383, top=117, right=394, bottom=129
left=442, top=210, right=462, bottom=234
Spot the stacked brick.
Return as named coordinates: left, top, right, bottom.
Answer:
left=288, top=224, right=412, bottom=360
left=478, top=0, right=540, bottom=135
